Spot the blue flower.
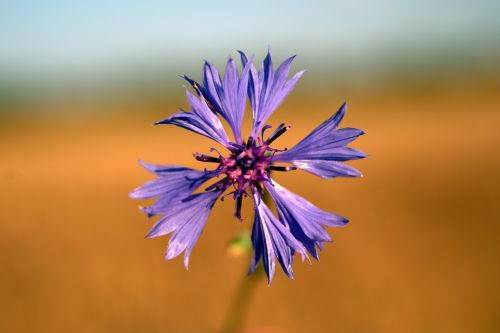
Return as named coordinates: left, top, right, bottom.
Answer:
left=130, top=51, right=366, bottom=283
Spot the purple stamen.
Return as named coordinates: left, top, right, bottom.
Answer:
left=246, top=136, right=254, bottom=149
left=220, top=190, right=236, bottom=201
left=193, top=153, right=221, bottom=163
left=194, top=129, right=293, bottom=222
left=205, top=177, right=229, bottom=191
left=235, top=195, right=243, bottom=220
left=265, top=123, right=291, bottom=145
left=209, top=147, right=223, bottom=157
left=268, top=165, right=297, bottom=172
left=260, top=124, right=273, bottom=142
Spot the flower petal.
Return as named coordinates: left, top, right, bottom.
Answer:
left=240, top=50, right=304, bottom=137
left=249, top=192, right=307, bottom=284
left=194, top=57, right=252, bottom=144
left=238, top=51, right=259, bottom=120
left=129, top=161, right=216, bottom=217
left=265, top=181, right=347, bottom=260
left=274, top=103, right=366, bottom=178
left=291, top=160, right=362, bottom=179
left=145, top=190, right=221, bottom=268
left=155, top=89, right=230, bottom=146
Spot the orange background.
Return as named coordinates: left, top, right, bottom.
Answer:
left=1, top=2, right=499, bottom=332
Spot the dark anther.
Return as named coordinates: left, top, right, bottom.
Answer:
left=255, top=182, right=264, bottom=194
left=193, top=153, right=221, bottom=163
left=268, top=165, right=297, bottom=172
left=220, top=190, right=236, bottom=202
left=235, top=195, right=243, bottom=220
left=265, top=123, right=291, bottom=145
left=246, top=136, right=254, bottom=149
left=205, top=177, right=228, bottom=191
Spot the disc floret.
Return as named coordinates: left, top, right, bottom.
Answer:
left=194, top=124, right=296, bottom=219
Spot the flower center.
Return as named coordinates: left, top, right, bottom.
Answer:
left=194, top=124, right=296, bottom=220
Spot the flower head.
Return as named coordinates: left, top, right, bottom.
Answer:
left=130, top=50, right=366, bottom=283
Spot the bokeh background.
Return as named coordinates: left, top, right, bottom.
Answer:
left=1, top=1, right=499, bottom=332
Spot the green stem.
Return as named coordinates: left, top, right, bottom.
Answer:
left=219, top=190, right=271, bottom=333
left=219, top=266, right=264, bottom=333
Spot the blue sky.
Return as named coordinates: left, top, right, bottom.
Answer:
left=0, top=0, right=499, bottom=76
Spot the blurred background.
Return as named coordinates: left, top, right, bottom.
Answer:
left=1, top=1, right=499, bottom=332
